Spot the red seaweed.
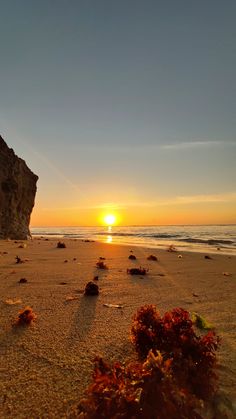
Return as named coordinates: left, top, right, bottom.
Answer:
left=15, top=306, right=37, bottom=326
left=147, top=254, right=158, bottom=261
left=127, top=267, right=148, bottom=275
left=96, top=261, right=108, bottom=269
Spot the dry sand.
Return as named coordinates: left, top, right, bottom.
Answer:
left=0, top=238, right=236, bottom=418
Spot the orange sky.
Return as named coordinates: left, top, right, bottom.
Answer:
left=31, top=199, right=236, bottom=227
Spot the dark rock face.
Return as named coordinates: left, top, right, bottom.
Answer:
left=0, top=136, right=38, bottom=239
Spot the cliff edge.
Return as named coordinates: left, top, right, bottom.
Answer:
left=0, top=136, right=38, bottom=239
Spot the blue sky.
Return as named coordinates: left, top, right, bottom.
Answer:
left=0, top=1, right=235, bottom=225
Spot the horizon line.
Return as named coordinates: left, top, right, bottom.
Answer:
left=31, top=223, right=236, bottom=228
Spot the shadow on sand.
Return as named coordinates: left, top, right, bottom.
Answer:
left=0, top=322, right=33, bottom=356
left=67, top=294, right=98, bottom=346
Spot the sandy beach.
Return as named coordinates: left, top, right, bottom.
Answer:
left=0, top=238, right=236, bottom=418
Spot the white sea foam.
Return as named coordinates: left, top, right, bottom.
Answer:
left=31, top=225, right=236, bottom=255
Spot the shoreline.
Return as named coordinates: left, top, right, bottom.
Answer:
left=0, top=238, right=236, bottom=417
left=32, top=233, right=236, bottom=257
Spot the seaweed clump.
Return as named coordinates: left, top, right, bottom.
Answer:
left=127, top=267, right=148, bottom=275
left=128, top=254, right=137, bottom=260
left=75, top=351, right=206, bottom=419
left=19, top=278, right=27, bottom=284
left=57, top=241, right=66, bottom=248
left=147, top=255, right=158, bottom=261
left=15, top=256, right=24, bottom=264
left=84, top=281, right=99, bottom=296
left=15, top=306, right=37, bottom=326
left=96, top=260, right=108, bottom=269
left=167, top=245, right=177, bottom=252
left=74, top=305, right=219, bottom=418
left=131, top=305, right=219, bottom=399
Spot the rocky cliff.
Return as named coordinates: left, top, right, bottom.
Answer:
left=0, top=136, right=38, bottom=239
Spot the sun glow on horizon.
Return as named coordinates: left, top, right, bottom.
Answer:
left=103, top=214, right=116, bottom=226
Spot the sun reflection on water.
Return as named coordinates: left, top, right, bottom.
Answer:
left=106, top=235, right=113, bottom=243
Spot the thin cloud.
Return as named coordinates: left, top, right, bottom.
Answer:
left=42, top=192, right=236, bottom=212
left=89, top=192, right=236, bottom=210
left=174, top=192, right=236, bottom=205
left=161, top=141, right=234, bottom=150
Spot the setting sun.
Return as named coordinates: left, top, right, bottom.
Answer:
left=104, top=214, right=116, bottom=225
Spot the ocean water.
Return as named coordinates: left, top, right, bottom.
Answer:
left=31, top=225, right=236, bottom=255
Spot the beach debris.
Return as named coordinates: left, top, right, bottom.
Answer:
left=222, top=272, right=232, bottom=276
left=18, top=243, right=27, bottom=249
left=103, top=303, right=123, bottom=309
left=99, top=257, right=106, bottom=260
left=66, top=295, right=80, bottom=301
left=93, top=275, right=99, bottom=281
left=204, top=255, right=212, bottom=260
left=15, top=306, right=37, bottom=326
left=130, top=250, right=133, bottom=253
left=128, top=254, right=137, bottom=260
left=217, top=247, right=221, bottom=251
left=192, top=313, right=213, bottom=330
left=73, top=257, right=77, bottom=261
left=127, top=267, right=148, bottom=275
left=64, top=259, right=68, bottom=263
left=147, top=255, right=158, bottom=261
left=57, top=241, right=66, bottom=248
left=84, top=281, right=99, bottom=296
left=192, top=293, right=199, bottom=297
left=5, top=298, right=22, bottom=305
left=15, top=255, right=24, bottom=264
left=19, top=278, right=27, bottom=284
left=157, top=273, right=165, bottom=276
left=83, top=239, right=95, bottom=243
left=178, top=255, right=183, bottom=259
left=76, top=305, right=219, bottom=418
left=96, top=260, right=108, bottom=269
left=59, top=282, right=67, bottom=285
left=167, top=244, right=177, bottom=252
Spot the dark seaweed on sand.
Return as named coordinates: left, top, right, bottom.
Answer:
left=19, top=278, right=27, bottom=283
left=147, top=254, right=158, bottom=261
left=127, top=267, right=148, bottom=275
left=15, top=306, right=37, bottom=326
left=96, top=260, right=108, bottom=269
left=57, top=241, right=66, bottom=248
left=75, top=305, right=220, bottom=419
left=84, top=281, right=99, bottom=296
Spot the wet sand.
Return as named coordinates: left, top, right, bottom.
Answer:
left=0, top=238, right=235, bottom=418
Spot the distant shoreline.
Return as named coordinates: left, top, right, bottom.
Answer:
left=31, top=224, right=236, bottom=256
